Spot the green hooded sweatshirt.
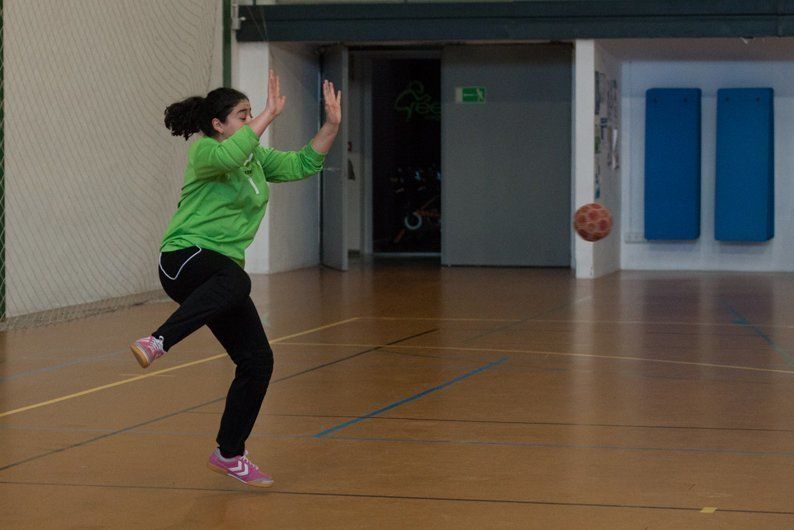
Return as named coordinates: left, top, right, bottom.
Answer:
left=161, top=125, right=325, bottom=267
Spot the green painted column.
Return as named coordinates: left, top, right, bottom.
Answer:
left=1, top=0, right=6, bottom=321
left=223, top=0, right=231, bottom=87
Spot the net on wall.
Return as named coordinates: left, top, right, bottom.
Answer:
left=2, top=0, right=222, bottom=329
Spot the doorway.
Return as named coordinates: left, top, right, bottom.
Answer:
left=348, top=50, right=442, bottom=258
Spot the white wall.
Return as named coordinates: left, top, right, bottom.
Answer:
left=347, top=57, right=364, bottom=253
left=593, top=44, right=622, bottom=275
left=267, top=43, right=322, bottom=272
left=239, top=42, right=272, bottom=273
left=620, top=59, right=794, bottom=272
left=573, top=40, right=622, bottom=278
left=239, top=42, right=322, bottom=274
left=573, top=41, right=594, bottom=276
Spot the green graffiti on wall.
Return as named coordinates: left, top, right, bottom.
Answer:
left=395, top=81, right=441, bottom=122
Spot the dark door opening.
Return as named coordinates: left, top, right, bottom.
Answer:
left=372, top=59, right=441, bottom=254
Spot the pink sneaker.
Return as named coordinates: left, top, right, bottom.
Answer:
left=130, top=335, right=165, bottom=368
left=207, top=449, right=274, bottom=488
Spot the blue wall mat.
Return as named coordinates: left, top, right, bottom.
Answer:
left=715, top=88, right=774, bottom=242
left=644, top=88, right=701, bottom=240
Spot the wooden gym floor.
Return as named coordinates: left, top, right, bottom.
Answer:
left=1, top=260, right=794, bottom=528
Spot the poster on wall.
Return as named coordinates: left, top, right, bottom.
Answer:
left=594, top=124, right=601, bottom=154
left=611, top=127, right=620, bottom=170
left=595, top=72, right=601, bottom=115
left=595, top=72, right=606, bottom=116
left=594, top=70, right=620, bottom=200
left=595, top=165, right=601, bottom=200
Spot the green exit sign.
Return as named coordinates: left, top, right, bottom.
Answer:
left=456, top=86, right=486, bottom=104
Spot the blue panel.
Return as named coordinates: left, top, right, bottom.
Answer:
left=644, top=88, right=701, bottom=240
left=715, top=88, right=774, bottom=242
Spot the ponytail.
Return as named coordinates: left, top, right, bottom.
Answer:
left=164, top=96, right=205, bottom=140
left=163, top=88, right=249, bottom=140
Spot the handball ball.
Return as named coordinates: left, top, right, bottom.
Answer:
left=574, top=203, right=612, bottom=242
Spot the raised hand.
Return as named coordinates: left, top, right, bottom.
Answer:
left=323, top=79, right=342, bottom=126
left=264, top=69, right=286, bottom=119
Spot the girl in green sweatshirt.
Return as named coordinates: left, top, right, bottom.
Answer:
left=130, top=70, right=341, bottom=487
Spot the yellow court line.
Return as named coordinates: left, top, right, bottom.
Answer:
left=118, top=373, right=176, bottom=378
left=357, top=317, right=523, bottom=322
left=278, top=341, right=794, bottom=375
left=0, top=317, right=360, bottom=418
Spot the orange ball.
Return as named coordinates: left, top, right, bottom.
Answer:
left=574, top=203, right=613, bottom=242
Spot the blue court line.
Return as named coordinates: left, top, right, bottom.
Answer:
left=725, top=305, right=794, bottom=367
left=314, top=356, right=509, bottom=438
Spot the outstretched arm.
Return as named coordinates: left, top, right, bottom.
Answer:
left=255, top=79, right=341, bottom=183
left=250, top=69, right=286, bottom=137
left=310, top=80, right=342, bottom=154
left=193, top=70, right=285, bottom=179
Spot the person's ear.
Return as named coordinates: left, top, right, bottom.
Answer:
left=211, top=117, right=224, bottom=135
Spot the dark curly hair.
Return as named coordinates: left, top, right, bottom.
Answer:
left=163, top=87, right=248, bottom=140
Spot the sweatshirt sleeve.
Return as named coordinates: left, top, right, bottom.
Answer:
left=254, top=142, right=326, bottom=183
left=190, top=125, right=260, bottom=180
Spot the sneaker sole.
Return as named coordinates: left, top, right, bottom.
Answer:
left=129, top=343, right=150, bottom=368
left=207, top=461, right=274, bottom=488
